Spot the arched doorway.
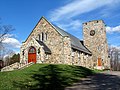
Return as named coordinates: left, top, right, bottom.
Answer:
left=28, top=46, right=36, bottom=63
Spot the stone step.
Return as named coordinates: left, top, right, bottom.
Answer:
left=18, top=62, right=34, bottom=70
left=1, top=62, right=34, bottom=72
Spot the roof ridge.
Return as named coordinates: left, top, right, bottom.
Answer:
left=53, top=25, right=82, bottom=40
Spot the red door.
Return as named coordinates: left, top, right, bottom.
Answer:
left=98, top=58, right=102, bottom=66
left=28, top=46, right=36, bottom=63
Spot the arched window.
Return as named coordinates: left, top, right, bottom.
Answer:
left=45, top=33, right=47, bottom=40
left=22, top=50, right=24, bottom=56
left=41, top=32, right=44, bottom=41
left=28, top=46, right=36, bottom=53
left=38, top=34, right=40, bottom=41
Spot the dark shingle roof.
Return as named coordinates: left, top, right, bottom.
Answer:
left=53, top=25, right=91, bottom=55
left=36, top=40, right=51, bottom=54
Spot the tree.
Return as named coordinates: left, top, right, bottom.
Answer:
left=109, top=45, right=120, bottom=71
left=0, top=19, right=14, bottom=61
left=3, top=49, right=15, bottom=66
left=9, top=53, right=20, bottom=65
left=0, top=25, right=14, bottom=43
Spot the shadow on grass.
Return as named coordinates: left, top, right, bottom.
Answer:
left=13, top=64, right=93, bottom=90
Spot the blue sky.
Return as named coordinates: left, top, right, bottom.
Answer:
left=0, top=0, right=120, bottom=53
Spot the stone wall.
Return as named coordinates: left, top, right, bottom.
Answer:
left=71, top=49, right=92, bottom=68
left=20, top=17, right=103, bottom=69
left=83, top=20, right=110, bottom=69
left=20, top=17, right=72, bottom=65
left=20, top=38, right=43, bottom=64
left=63, top=36, right=72, bottom=65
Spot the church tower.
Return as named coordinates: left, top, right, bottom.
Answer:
left=83, top=20, right=110, bottom=69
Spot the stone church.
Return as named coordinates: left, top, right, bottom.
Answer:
left=20, top=16, right=110, bottom=69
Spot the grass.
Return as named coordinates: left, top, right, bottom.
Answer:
left=93, top=69, right=104, bottom=73
left=0, top=64, right=95, bottom=90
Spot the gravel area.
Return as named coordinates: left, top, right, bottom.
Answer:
left=65, top=71, right=120, bottom=90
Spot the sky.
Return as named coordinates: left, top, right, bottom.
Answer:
left=0, top=0, right=120, bottom=53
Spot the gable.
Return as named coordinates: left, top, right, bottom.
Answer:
left=24, top=16, right=63, bottom=43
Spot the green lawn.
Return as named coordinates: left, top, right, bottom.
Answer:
left=0, top=64, right=95, bottom=90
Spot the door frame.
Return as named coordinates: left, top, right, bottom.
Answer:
left=28, top=46, right=36, bottom=63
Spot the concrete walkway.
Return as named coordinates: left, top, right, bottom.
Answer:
left=65, top=71, right=120, bottom=90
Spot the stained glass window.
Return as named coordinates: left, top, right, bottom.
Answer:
left=29, top=47, right=36, bottom=53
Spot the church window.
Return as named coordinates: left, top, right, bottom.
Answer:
left=41, top=32, right=44, bottom=41
left=22, top=50, right=24, bottom=56
left=44, top=33, right=47, bottom=41
left=38, top=34, right=40, bottom=41
left=29, top=47, right=36, bottom=53
left=90, top=30, right=95, bottom=36
left=46, top=33, right=47, bottom=40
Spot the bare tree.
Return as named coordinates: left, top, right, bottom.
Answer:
left=109, top=45, right=120, bottom=71
left=3, top=50, right=15, bottom=66
left=0, top=19, right=14, bottom=61
left=0, top=25, right=14, bottom=43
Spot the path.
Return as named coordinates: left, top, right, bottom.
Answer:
left=65, top=71, right=120, bottom=90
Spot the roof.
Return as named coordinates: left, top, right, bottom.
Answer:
left=36, top=40, right=51, bottom=54
left=24, top=16, right=91, bottom=55
left=53, top=25, right=91, bottom=55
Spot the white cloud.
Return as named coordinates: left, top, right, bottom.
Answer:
left=2, top=34, right=21, bottom=48
left=106, top=25, right=120, bottom=33
left=56, top=19, right=82, bottom=31
left=50, top=0, right=117, bottom=21
left=48, top=0, right=120, bottom=33
left=109, top=45, right=120, bottom=50
left=65, top=20, right=82, bottom=30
